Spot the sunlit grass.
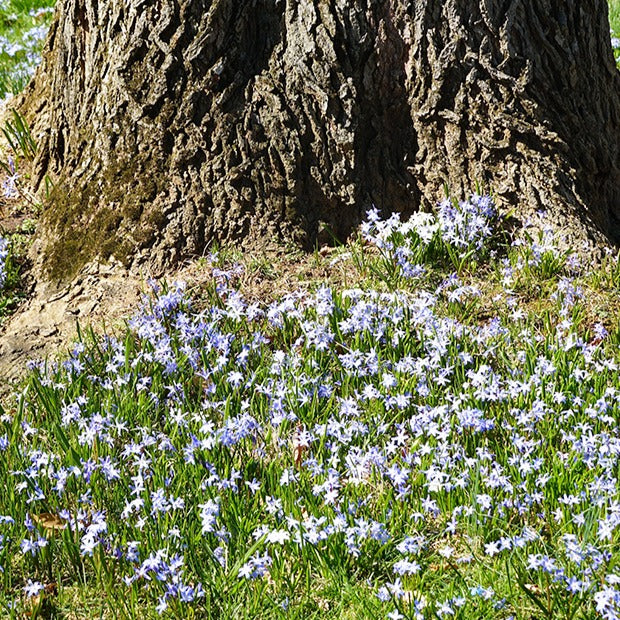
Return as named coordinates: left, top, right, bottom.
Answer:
left=0, top=0, right=54, bottom=99
left=1, top=197, right=620, bottom=618
left=610, top=0, right=620, bottom=33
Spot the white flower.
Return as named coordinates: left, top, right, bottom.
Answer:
left=438, top=545, right=454, bottom=559
left=401, top=212, right=439, bottom=243
left=266, top=529, right=290, bottom=544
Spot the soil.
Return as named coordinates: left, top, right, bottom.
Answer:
left=0, top=103, right=152, bottom=395
left=0, top=257, right=144, bottom=396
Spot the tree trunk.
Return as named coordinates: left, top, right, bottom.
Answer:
left=21, top=0, right=620, bottom=281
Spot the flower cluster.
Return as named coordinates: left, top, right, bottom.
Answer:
left=436, top=193, right=496, bottom=250
left=361, top=193, right=497, bottom=281
left=1, top=156, right=18, bottom=199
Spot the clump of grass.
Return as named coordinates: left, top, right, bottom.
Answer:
left=2, top=108, right=36, bottom=160
left=356, top=193, right=498, bottom=288
left=1, top=109, right=46, bottom=209
left=0, top=232, right=25, bottom=320
left=1, top=193, right=620, bottom=619
left=0, top=110, right=42, bottom=324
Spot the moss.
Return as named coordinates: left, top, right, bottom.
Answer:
left=41, top=152, right=168, bottom=283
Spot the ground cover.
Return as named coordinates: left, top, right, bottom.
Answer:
left=611, top=0, right=620, bottom=44
left=1, top=197, right=620, bottom=618
left=0, top=4, right=619, bottom=619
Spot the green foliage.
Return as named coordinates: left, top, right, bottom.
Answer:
left=0, top=233, right=26, bottom=322
left=0, top=0, right=54, bottom=99
left=0, top=111, right=39, bottom=323
left=2, top=109, right=36, bottom=161
left=610, top=0, right=620, bottom=36
left=611, top=0, right=620, bottom=66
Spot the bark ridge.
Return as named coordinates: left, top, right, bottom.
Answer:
left=22, top=0, right=620, bottom=279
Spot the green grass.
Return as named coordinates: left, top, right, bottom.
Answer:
left=610, top=0, right=620, bottom=33
left=0, top=108, right=41, bottom=325
left=0, top=200, right=620, bottom=618
left=0, top=0, right=54, bottom=99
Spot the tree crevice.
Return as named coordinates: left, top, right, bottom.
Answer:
left=17, top=0, right=620, bottom=282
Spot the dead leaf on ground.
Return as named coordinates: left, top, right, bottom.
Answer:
left=31, top=512, right=66, bottom=532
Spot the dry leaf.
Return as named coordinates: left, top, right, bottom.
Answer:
left=23, top=594, right=42, bottom=617
left=23, top=582, right=58, bottom=617
left=292, top=424, right=306, bottom=468
left=44, top=582, right=58, bottom=596
left=523, top=583, right=543, bottom=595
left=32, top=512, right=66, bottom=532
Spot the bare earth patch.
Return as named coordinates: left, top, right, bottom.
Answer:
left=0, top=258, right=143, bottom=394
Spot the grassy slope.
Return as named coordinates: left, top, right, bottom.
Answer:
left=0, top=202, right=619, bottom=618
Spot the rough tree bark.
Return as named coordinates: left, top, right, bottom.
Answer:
left=20, top=0, right=620, bottom=281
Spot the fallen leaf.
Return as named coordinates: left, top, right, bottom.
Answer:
left=293, top=425, right=306, bottom=467
left=32, top=512, right=66, bottom=532
left=44, top=582, right=58, bottom=595
left=523, top=583, right=543, bottom=595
